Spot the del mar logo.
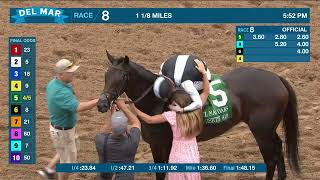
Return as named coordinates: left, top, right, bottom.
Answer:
left=11, top=7, right=68, bottom=23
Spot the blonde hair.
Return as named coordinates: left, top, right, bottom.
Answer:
left=170, top=90, right=203, bottom=138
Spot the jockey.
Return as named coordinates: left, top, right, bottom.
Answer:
left=153, top=55, right=211, bottom=112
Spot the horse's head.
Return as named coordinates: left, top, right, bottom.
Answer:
left=97, top=51, right=130, bottom=113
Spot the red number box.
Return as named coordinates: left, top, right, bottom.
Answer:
left=11, top=44, right=22, bottom=56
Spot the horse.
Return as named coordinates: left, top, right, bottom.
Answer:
left=97, top=51, right=300, bottom=180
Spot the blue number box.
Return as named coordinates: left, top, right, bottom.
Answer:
left=10, top=68, right=22, bottom=80
left=10, top=152, right=22, bottom=163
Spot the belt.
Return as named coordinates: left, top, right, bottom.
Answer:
left=51, top=123, right=73, bottom=130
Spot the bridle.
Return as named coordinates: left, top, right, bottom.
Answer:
left=100, top=65, right=154, bottom=108
left=99, top=65, right=130, bottom=108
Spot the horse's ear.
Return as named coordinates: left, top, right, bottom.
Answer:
left=124, top=55, right=129, bottom=64
left=106, top=50, right=114, bottom=64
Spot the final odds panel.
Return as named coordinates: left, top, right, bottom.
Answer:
left=1, top=1, right=318, bottom=180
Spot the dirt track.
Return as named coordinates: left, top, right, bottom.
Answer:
left=0, top=1, right=319, bottom=180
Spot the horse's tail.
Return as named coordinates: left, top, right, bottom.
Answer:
left=279, top=76, right=300, bottom=175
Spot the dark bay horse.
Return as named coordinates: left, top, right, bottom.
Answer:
left=97, top=51, right=300, bottom=180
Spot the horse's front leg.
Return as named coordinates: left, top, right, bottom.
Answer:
left=150, top=142, right=172, bottom=180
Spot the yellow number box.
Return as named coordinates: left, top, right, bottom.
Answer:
left=11, top=81, right=22, bottom=91
left=236, top=55, right=244, bottom=63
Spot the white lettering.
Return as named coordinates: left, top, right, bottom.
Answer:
left=151, top=13, right=172, bottom=19
left=18, top=10, right=25, bottom=16
left=40, top=8, right=61, bottom=17
left=40, top=8, right=47, bottom=15
left=282, top=27, right=307, bottom=33
left=74, top=12, right=93, bottom=19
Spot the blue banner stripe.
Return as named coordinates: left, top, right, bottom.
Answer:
left=10, top=7, right=310, bottom=24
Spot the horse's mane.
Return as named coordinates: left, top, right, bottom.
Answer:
left=129, top=61, right=158, bottom=83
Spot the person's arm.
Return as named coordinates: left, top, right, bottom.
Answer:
left=199, top=70, right=209, bottom=104
left=179, top=59, right=210, bottom=112
left=116, top=100, right=141, bottom=130
left=181, top=80, right=203, bottom=112
left=195, top=59, right=210, bottom=104
left=129, top=103, right=166, bottom=124
left=76, top=99, right=99, bottom=112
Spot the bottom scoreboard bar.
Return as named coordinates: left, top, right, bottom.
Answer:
left=56, top=163, right=266, bottom=173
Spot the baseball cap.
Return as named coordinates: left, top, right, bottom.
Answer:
left=111, top=111, right=128, bottom=136
left=55, top=59, right=80, bottom=73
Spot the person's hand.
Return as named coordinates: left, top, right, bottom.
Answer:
left=129, top=102, right=137, bottom=111
left=129, top=103, right=140, bottom=116
left=115, top=99, right=127, bottom=110
left=195, top=59, right=206, bottom=75
left=111, top=104, right=118, bottom=113
left=169, top=102, right=184, bottom=112
left=94, top=98, right=99, bottom=105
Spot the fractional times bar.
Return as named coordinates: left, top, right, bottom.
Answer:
left=56, top=163, right=266, bottom=173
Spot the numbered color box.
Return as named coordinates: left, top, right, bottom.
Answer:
left=236, top=34, right=244, bottom=41
left=11, top=105, right=21, bottom=115
left=236, top=41, right=244, bottom=48
left=10, top=152, right=22, bottom=163
left=11, top=128, right=22, bottom=139
left=11, top=140, right=22, bottom=151
left=11, top=57, right=22, bottom=67
left=11, top=93, right=21, bottom=103
left=236, top=55, right=244, bottom=63
left=11, top=81, right=22, bottom=91
left=10, top=68, right=22, bottom=80
left=11, top=44, right=22, bottom=56
left=236, top=48, right=244, bottom=55
left=11, top=116, right=22, bottom=127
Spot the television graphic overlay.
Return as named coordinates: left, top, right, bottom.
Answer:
left=0, top=1, right=318, bottom=180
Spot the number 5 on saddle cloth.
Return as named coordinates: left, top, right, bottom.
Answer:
left=203, top=75, right=233, bottom=124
